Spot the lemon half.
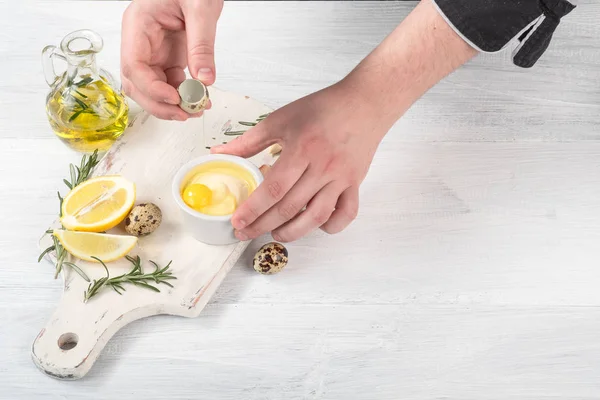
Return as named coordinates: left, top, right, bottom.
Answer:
left=60, top=175, right=136, bottom=232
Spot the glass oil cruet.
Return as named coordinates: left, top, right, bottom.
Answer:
left=42, top=29, right=129, bottom=153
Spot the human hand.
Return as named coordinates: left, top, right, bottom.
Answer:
left=120, top=0, right=223, bottom=121
left=211, top=0, right=475, bottom=243
left=210, top=82, right=390, bottom=243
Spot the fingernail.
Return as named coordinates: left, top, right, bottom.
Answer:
left=197, top=68, right=213, bottom=81
left=272, top=232, right=282, bottom=242
left=164, top=98, right=179, bottom=105
left=233, top=219, right=247, bottom=229
left=235, top=231, right=248, bottom=241
left=171, top=115, right=186, bottom=121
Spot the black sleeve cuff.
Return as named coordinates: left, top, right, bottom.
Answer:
left=432, top=0, right=576, bottom=68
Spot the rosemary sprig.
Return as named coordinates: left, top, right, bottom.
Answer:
left=71, top=95, right=88, bottom=110
left=63, top=149, right=100, bottom=189
left=74, top=90, right=88, bottom=99
left=68, top=109, right=86, bottom=123
left=75, top=76, right=94, bottom=88
left=67, top=76, right=98, bottom=122
left=225, top=113, right=271, bottom=136
left=38, top=150, right=100, bottom=279
left=39, top=230, right=90, bottom=281
left=83, top=255, right=177, bottom=302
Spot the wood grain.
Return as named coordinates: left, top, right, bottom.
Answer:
left=31, top=87, right=275, bottom=380
left=2, top=0, right=600, bottom=398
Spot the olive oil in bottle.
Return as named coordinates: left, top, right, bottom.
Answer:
left=46, top=76, right=128, bottom=153
left=42, top=29, right=129, bottom=153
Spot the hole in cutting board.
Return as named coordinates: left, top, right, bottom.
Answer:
left=58, top=333, right=79, bottom=350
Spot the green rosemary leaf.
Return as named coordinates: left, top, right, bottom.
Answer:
left=38, top=245, right=55, bottom=263
left=132, top=281, right=161, bottom=292
left=63, top=179, right=72, bottom=190
left=224, top=114, right=269, bottom=136
left=57, top=192, right=64, bottom=217
left=69, top=164, right=76, bottom=185
left=149, top=260, right=161, bottom=272
left=63, top=262, right=90, bottom=282
left=75, top=76, right=94, bottom=87
left=92, top=256, right=110, bottom=277
left=74, top=90, right=88, bottom=99
left=72, top=96, right=88, bottom=110
left=113, top=283, right=126, bottom=292
left=69, top=109, right=85, bottom=122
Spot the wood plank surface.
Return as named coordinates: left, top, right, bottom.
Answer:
left=2, top=1, right=600, bottom=399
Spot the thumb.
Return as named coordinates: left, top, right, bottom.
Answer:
left=182, top=2, right=222, bottom=85
left=212, top=123, right=278, bottom=159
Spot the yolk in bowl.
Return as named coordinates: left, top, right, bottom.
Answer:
left=180, top=160, right=257, bottom=216
left=183, top=184, right=213, bottom=210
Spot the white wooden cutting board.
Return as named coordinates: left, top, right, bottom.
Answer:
left=32, top=87, right=276, bottom=380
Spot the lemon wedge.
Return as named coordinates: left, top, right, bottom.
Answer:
left=60, top=175, right=136, bottom=232
left=53, top=230, right=138, bottom=263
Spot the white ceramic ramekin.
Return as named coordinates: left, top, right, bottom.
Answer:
left=172, top=154, right=264, bottom=245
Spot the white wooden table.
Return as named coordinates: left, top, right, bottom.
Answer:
left=2, top=1, right=600, bottom=398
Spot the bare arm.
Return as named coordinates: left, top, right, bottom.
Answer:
left=214, top=0, right=478, bottom=242
left=212, top=0, right=576, bottom=243
left=342, top=0, right=478, bottom=133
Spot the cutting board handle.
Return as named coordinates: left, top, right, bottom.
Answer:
left=30, top=271, right=163, bottom=380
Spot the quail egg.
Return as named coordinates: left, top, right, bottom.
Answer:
left=253, top=242, right=288, bottom=274
left=124, top=203, right=162, bottom=236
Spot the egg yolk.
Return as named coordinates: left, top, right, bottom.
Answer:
left=180, top=160, right=257, bottom=216
left=182, top=184, right=213, bottom=211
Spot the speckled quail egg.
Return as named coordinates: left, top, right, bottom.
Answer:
left=124, top=203, right=162, bottom=236
left=253, top=242, right=288, bottom=274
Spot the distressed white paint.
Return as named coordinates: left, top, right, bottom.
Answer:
left=32, top=87, right=275, bottom=380
left=2, top=0, right=600, bottom=398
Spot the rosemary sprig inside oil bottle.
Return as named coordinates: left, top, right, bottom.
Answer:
left=83, top=255, right=177, bottom=302
left=225, top=113, right=271, bottom=136
left=66, top=76, right=105, bottom=123
left=38, top=150, right=100, bottom=280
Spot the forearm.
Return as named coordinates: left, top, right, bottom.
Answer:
left=341, top=0, right=476, bottom=133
